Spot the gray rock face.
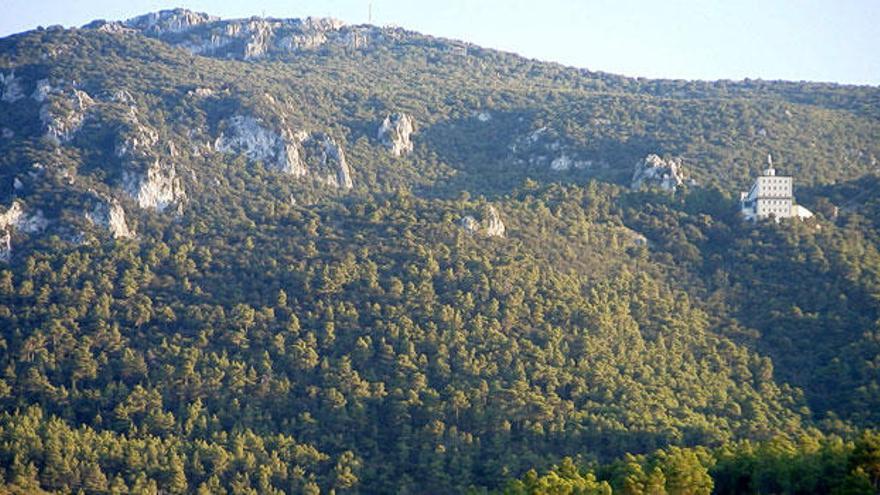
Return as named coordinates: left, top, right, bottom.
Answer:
left=122, top=162, right=185, bottom=212
left=116, top=115, right=186, bottom=212
left=378, top=112, right=415, bottom=156
left=0, top=72, right=24, bottom=103
left=124, top=9, right=218, bottom=35
left=34, top=80, right=95, bottom=144
left=631, top=154, right=685, bottom=192
left=104, top=10, right=379, bottom=61
left=82, top=20, right=135, bottom=34
left=475, top=111, right=492, bottom=122
left=215, top=116, right=307, bottom=176
left=215, top=116, right=353, bottom=189
left=550, top=154, right=594, bottom=171
left=510, top=126, right=599, bottom=171
left=86, top=193, right=134, bottom=239
left=303, top=133, right=353, bottom=189
left=0, top=201, right=48, bottom=262
left=460, top=205, right=505, bottom=237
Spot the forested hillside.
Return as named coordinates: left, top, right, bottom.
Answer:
left=0, top=10, right=878, bottom=494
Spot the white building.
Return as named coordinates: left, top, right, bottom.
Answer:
left=740, top=155, right=813, bottom=221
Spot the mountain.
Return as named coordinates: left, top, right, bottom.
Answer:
left=0, top=9, right=878, bottom=494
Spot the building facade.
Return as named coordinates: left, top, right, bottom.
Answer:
left=740, top=155, right=813, bottom=221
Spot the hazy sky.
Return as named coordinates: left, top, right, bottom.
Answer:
left=2, top=0, right=878, bottom=85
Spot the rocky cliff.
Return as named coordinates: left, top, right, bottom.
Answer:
left=85, top=193, right=134, bottom=239
left=89, top=9, right=385, bottom=61
left=215, top=115, right=353, bottom=189
left=460, top=205, right=505, bottom=237
left=34, top=80, right=95, bottom=145
left=378, top=112, right=415, bottom=156
left=215, top=115, right=308, bottom=176
left=0, top=201, right=48, bottom=262
left=631, top=154, right=685, bottom=192
left=116, top=114, right=186, bottom=212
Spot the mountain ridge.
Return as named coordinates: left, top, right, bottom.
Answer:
left=0, top=9, right=878, bottom=494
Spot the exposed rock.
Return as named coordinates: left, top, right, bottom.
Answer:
left=215, top=116, right=353, bottom=189
left=618, top=226, right=649, bottom=247
left=109, top=89, right=135, bottom=104
left=460, top=205, right=505, bottom=238
left=31, top=79, right=52, bottom=102
left=86, top=193, right=134, bottom=239
left=243, top=20, right=274, bottom=59
left=460, top=215, right=480, bottom=234
left=475, top=111, right=492, bottom=122
left=483, top=206, right=505, bottom=237
left=0, top=201, right=48, bottom=262
left=302, top=133, right=354, bottom=189
left=122, top=162, right=185, bottom=212
left=116, top=115, right=186, bottom=212
left=631, top=154, right=685, bottom=192
left=1, top=128, right=12, bottom=139
left=0, top=72, right=24, bottom=103
left=13, top=177, right=23, bottom=190
left=378, top=112, right=415, bottom=156
left=111, top=11, right=356, bottom=60
left=81, top=20, right=135, bottom=34
left=124, top=9, right=218, bottom=35
left=187, top=87, right=215, bottom=98
left=37, top=82, right=95, bottom=144
left=215, top=115, right=307, bottom=176
left=550, top=154, right=593, bottom=171
left=509, top=126, right=600, bottom=171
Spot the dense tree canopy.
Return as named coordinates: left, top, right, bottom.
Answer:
left=0, top=13, right=878, bottom=493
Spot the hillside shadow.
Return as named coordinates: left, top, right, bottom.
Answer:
left=413, top=109, right=660, bottom=199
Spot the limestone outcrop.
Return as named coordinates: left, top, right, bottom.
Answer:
left=378, top=112, right=415, bottom=156
left=124, top=9, right=218, bottom=35
left=1, top=201, right=48, bottom=262
left=33, top=80, right=95, bottom=144
left=86, top=193, right=134, bottom=239
left=122, top=163, right=185, bottom=213
left=550, top=154, right=594, bottom=172
left=510, top=126, right=598, bottom=171
left=215, top=116, right=353, bottom=189
left=0, top=72, right=24, bottom=103
left=100, top=10, right=373, bottom=61
left=631, top=154, right=685, bottom=192
left=305, top=133, right=354, bottom=189
left=460, top=205, right=505, bottom=238
left=215, top=116, right=307, bottom=176
left=116, top=115, right=186, bottom=212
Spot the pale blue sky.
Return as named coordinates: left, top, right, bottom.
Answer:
left=2, top=0, right=878, bottom=85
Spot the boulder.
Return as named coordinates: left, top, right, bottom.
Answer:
left=460, top=205, right=505, bottom=238
left=631, top=154, right=685, bottom=192
left=378, top=112, right=415, bottom=156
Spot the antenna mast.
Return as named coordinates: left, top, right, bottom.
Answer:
left=369, top=2, right=373, bottom=23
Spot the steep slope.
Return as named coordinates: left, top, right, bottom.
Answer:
left=0, top=9, right=878, bottom=494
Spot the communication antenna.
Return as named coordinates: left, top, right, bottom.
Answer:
left=368, top=2, right=373, bottom=24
